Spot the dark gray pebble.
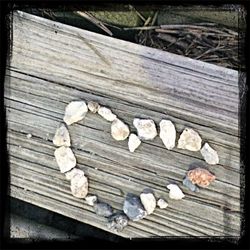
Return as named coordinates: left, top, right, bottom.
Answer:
left=94, top=202, right=113, bottom=217
left=183, top=176, right=199, bottom=192
left=107, top=212, right=129, bottom=232
left=123, top=193, right=147, bottom=221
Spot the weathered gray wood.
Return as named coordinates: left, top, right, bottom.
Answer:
left=5, top=11, right=241, bottom=238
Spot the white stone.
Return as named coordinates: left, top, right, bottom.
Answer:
left=133, top=118, right=157, bottom=140
left=26, top=133, right=32, bottom=139
left=53, top=123, right=71, bottom=147
left=140, top=192, right=156, bottom=215
left=85, top=195, right=98, bottom=206
left=54, top=146, right=76, bottom=173
left=87, top=101, right=100, bottom=113
left=159, top=120, right=176, bottom=150
left=128, top=133, right=141, bottom=152
left=200, top=143, right=219, bottom=165
left=177, top=128, right=202, bottom=151
left=167, top=184, right=185, bottom=200
left=157, top=198, right=168, bottom=209
left=63, top=101, right=88, bottom=125
left=111, top=119, right=130, bottom=141
left=70, top=170, right=88, bottom=198
left=98, top=107, right=117, bottom=122
left=65, top=168, right=83, bottom=180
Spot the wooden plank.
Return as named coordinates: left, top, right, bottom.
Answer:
left=5, top=11, right=241, bottom=238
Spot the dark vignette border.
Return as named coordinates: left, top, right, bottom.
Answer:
left=0, top=0, right=249, bottom=249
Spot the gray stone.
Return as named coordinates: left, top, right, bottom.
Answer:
left=94, top=202, right=113, bottom=217
left=106, top=212, right=129, bottom=232
left=123, top=193, right=147, bottom=221
left=183, top=177, right=199, bottom=192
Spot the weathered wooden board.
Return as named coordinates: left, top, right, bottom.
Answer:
left=5, top=11, right=241, bottom=238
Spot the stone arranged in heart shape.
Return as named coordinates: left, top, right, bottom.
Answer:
left=52, top=100, right=219, bottom=232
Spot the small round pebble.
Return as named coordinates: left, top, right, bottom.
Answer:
left=87, top=101, right=100, bottom=113
left=94, top=202, right=113, bottom=217
left=98, top=107, right=117, bottom=122
left=26, top=133, right=32, bottom=139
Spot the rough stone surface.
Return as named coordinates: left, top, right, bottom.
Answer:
left=111, top=119, right=130, bottom=141
left=183, top=176, right=199, bottom=192
left=167, top=184, right=185, bottom=200
left=157, top=199, right=168, bottom=209
left=87, top=101, right=100, bottom=113
left=98, top=107, right=117, bottom=121
left=140, top=192, right=156, bottom=215
left=65, top=168, right=83, bottom=180
left=53, top=123, right=71, bottom=147
left=133, top=118, right=157, bottom=140
left=63, top=101, right=88, bottom=125
left=177, top=128, right=202, bottom=151
left=123, top=193, right=147, bottom=221
left=159, top=120, right=176, bottom=150
left=70, top=170, right=88, bottom=198
left=187, top=167, right=216, bottom=187
left=128, top=133, right=141, bottom=152
left=94, top=202, right=113, bottom=217
left=85, top=195, right=98, bottom=206
left=54, top=146, right=76, bottom=173
left=200, top=143, right=219, bottom=165
left=106, top=212, right=129, bottom=232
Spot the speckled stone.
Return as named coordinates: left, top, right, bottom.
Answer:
left=107, top=212, right=129, bottom=232
left=70, top=170, right=88, bottom=198
left=65, top=168, right=83, bottom=180
left=133, top=118, right=157, bottom=140
left=87, top=101, right=100, bottom=113
left=177, top=128, right=202, bottom=151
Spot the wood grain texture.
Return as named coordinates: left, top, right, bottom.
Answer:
left=5, top=11, right=241, bottom=238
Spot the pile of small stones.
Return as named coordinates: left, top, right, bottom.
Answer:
left=53, top=100, right=218, bottom=232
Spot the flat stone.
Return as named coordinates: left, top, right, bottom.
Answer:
left=87, top=101, right=100, bottom=113
left=70, top=170, right=88, bottom=198
left=167, top=184, right=185, bottom=200
left=65, top=168, right=83, bottom=180
left=54, top=146, right=76, bottom=173
left=123, top=193, right=147, bottom=221
left=94, top=202, right=113, bottom=217
left=183, top=176, right=199, bottom=192
left=177, top=128, right=202, bottom=151
left=159, top=120, right=176, bottom=150
left=106, top=212, right=129, bottom=232
left=53, top=123, right=71, bottom=147
left=98, top=107, right=117, bottom=121
left=128, top=133, right=141, bottom=152
left=200, top=143, right=219, bottom=165
left=133, top=118, right=157, bottom=140
left=187, top=167, right=216, bottom=187
left=111, top=119, right=130, bottom=141
left=63, top=101, right=88, bottom=125
left=157, top=199, right=168, bottom=209
left=85, top=195, right=98, bottom=206
left=140, top=192, right=156, bottom=215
